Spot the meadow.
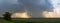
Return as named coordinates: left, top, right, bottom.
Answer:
left=2, top=18, right=60, bottom=23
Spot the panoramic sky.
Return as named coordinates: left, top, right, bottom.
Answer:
left=0, top=0, right=60, bottom=18
left=0, top=0, right=51, bottom=17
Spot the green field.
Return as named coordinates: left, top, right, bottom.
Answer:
left=2, top=18, right=60, bottom=23
left=2, top=19, right=14, bottom=23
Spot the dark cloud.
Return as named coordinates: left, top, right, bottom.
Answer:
left=0, top=0, right=53, bottom=18
left=23, top=0, right=52, bottom=18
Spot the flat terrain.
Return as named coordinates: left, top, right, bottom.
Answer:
left=0, top=19, right=2, bottom=23
left=3, top=18, right=60, bottom=23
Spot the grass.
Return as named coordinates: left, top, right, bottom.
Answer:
left=2, top=18, right=60, bottom=23
left=2, top=19, right=14, bottom=23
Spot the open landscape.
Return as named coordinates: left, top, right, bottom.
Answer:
left=1, top=0, right=60, bottom=23
left=2, top=18, right=60, bottom=23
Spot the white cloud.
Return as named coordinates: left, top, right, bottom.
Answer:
left=51, top=0, right=60, bottom=7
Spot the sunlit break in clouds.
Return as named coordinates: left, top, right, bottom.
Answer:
left=11, top=12, right=31, bottom=18
left=51, top=0, right=60, bottom=17
left=43, top=0, right=60, bottom=18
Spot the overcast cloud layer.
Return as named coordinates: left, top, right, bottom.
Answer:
left=0, top=0, right=53, bottom=17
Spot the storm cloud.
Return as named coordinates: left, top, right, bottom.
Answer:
left=0, top=0, right=52, bottom=18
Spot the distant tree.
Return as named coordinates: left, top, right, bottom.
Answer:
left=3, top=12, right=11, bottom=21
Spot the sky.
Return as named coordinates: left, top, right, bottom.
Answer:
left=51, top=0, right=60, bottom=8
left=0, top=0, right=18, bottom=17
left=0, top=0, right=60, bottom=18
left=0, top=0, right=52, bottom=17
left=50, top=0, right=60, bottom=17
left=22, top=0, right=52, bottom=18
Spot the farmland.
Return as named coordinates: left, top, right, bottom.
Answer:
left=2, top=18, right=60, bottom=23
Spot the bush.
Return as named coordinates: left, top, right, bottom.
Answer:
left=3, top=12, right=11, bottom=21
